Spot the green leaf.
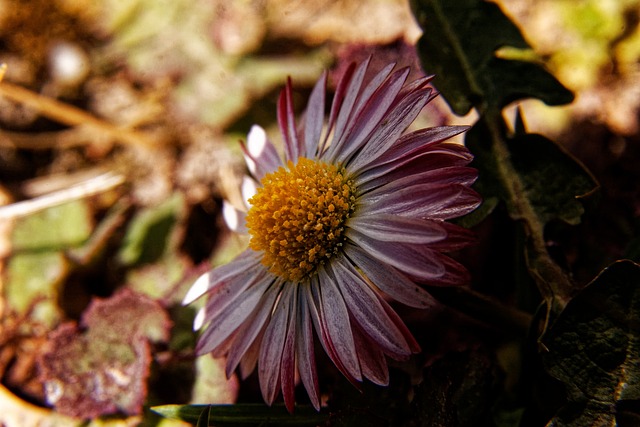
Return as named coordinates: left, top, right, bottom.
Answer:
left=151, top=404, right=328, bottom=426
left=412, top=0, right=573, bottom=114
left=118, top=193, right=185, bottom=266
left=541, top=260, right=640, bottom=426
left=4, top=200, right=93, bottom=326
left=467, top=124, right=597, bottom=227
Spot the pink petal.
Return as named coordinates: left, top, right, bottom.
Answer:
left=319, top=62, right=357, bottom=154
left=225, top=283, right=282, bottom=378
left=330, top=67, right=410, bottom=165
left=296, top=284, right=320, bottom=410
left=426, top=253, right=472, bottom=287
left=182, top=249, right=261, bottom=305
left=303, top=72, right=326, bottom=157
left=239, top=329, right=264, bottom=379
left=344, top=243, right=437, bottom=309
left=347, top=214, right=446, bottom=244
left=195, top=273, right=273, bottom=355
left=280, top=286, right=298, bottom=413
left=316, top=270, right=362, bottom=382
left=198, top=266, right=270, bottom=326
left=429, top=221, right=478, bottom=251
left=358, top=165, right=478, bottom=195
left=351, top=324, right=389, bottom=386
left=307, top=276, right=362, bottom=385
left=346, top=229, right=445, bottom=281
left=354, top=130, right=472, bottom=186
left=330, top=257, right=413, bottom=359
left=346, top=87, right=436, bottom=173
left=357, top=183, right=482, bottom=220
left=278, top=78, right=301, bottom=162
left=258, top=284, right=293, bottom=406
left=378, top=295, right=421, bottom=354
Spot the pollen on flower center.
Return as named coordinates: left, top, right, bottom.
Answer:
left=246, top=157, right=356, bottom=282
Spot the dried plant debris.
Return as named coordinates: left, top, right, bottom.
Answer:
left=37, top=289, right=171, bottom=418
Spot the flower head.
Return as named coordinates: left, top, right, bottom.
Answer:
left=183, top=59, right=481, bottom=411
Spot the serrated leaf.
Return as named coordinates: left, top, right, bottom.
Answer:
left=542, top=260, right=640, bottom=426
left=466, top=123, right=597, bottom=227
left=412, top=0, right=573, bottom=114
left=151, top=404, right=328, bottom=426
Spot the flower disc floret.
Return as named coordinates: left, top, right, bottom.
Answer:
left=246, top=157, right=356, bottom=282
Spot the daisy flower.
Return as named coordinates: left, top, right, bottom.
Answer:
left=183, top=58, right=481, bottom=412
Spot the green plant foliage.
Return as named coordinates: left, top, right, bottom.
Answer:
left=541, top=260, right=640, bottom=426
left=412, top=0, right=596, bottom=305
left=466, top=123, right=597, bottom=227
left=412, top=0, right=573, bottom=115
left=151, top=404, right=329, bottom=426
left=4, top=200, right=92, bottom=326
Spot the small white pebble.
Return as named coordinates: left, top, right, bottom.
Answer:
left=48, top=41, right=90, bottom=87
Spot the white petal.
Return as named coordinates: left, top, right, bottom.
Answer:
left=241, top=176, right=258, bottom=206
left=222, top=200, right=246, bottom=233
left=193, top=306, right=207, bottom=331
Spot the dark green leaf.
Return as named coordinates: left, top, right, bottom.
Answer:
left=197, top=405, right=212, bottom=427
left=465, top=122, right=597, bottom=227
left=412, top=0, right=573, bottom=114
left=542, top=260, right=640, bottom=426
left=509, top=133, right=596, bottom=225
left=151, top=404, right=329, bottom=426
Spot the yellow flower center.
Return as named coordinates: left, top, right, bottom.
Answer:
left=246, top=157, right=356, bottom=282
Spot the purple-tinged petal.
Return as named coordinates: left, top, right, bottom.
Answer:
left=182, top=249, right=260, bottom=305
left=366, top=126, right=471, bottom=170
left=357, top=183, right=482, bottom=220
left=195, top=273, right=273, bottom=355
left=296, top=283, right=320, bottom=410
left=222, top=201, right=247, bottom=233
left=278, top=78, right=301, bottom=162
left=323, top=60, right=389, bottom=160
left=330, top=257, right=413, bottom=359
left=358, top=165, right=478, bottom=195
left=347, top=214, right=446, bottom=244
left=306, top=276, right=362, bottom=386
left=426, top=253, right=472, bottom=287
left=346, top=229, right=445, bottom=281
left=197, top=265, right=269, bottom=326
left=353, top=128, right=471, bottom=185
left=316, top=269, right=362, bottom=382
left=239, top=328, right=264, bottom=379
left=303, top=72, right=326, bottom=158
left=346, top=88, right=436, bottom=173
left=280, top=285, right=298, bottom=413
left=225, top=283, right=282, bottom=378
left=429, top=222, right=478, bottom=252
left=352, top=324, right=389, bottom=386
left=318, top=62, right=357, bottom=154
left=258, top=284, right=293, bottom=406
left=330, top=67, right=410, bottom=165
left=378, top=295, right=421, bottom=354
left=242, top=125, right=282, bottom=180
left=344, top=243, right=438, bottom=309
